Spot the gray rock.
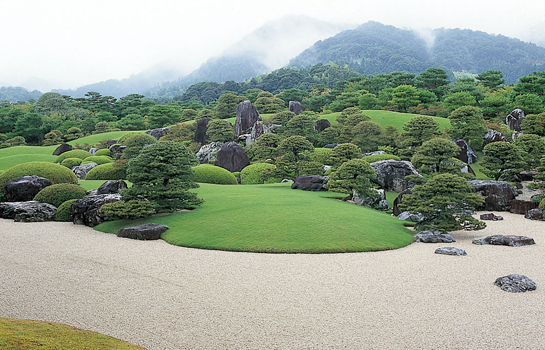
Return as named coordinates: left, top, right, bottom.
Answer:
left=0, top=201, right=57, bottom=222
left=96, top=180, right=127, bottom=195
left=435, top=247, right=467, bottom=256
left=196, top=142, right=223, bottom=164
left=484, top=129, right=509, bottom=145
left=117, top=223, right=169, bottom=240
left=525, top=208, right=543, bottom=220
left=288, top=101, right=303, bottom=115
left=323, top=143, right=340, bottom=149
left=4, top=175, right=52, bottom=202
left=89, top=147, right=97, bottom=155
left=72, top=163, right=97, bottom=180
left=472, top=235, right=535, bottom=247
left=194, top=118, right=209, bottom=144
left=398, top=211, right=425, bottom=223
left=362, top=151, right=386, bottom=157
left=414, top=230, right=456, bottom=243
left=452, top=139, right=477, bottom=164
left=353, top=189, right=389, bottom=209
left=71, top=194, right=121, bottom=227
left=506, top=108, right=525, bottom=132
left=145, top=127, right=171, bottom=140
left=494, top=274, right=536, bottom=293
left=291, top=175, right=329, bottom=191
left=245, top=121, right=280, bottom=146
left=214, top=142, right=250, bottom=172
left=469, top=180, right=517, bottom=211
left=370, top=160, right=421, bottom=192
left=235, top=100, right=261, bottom=136
left=315, top=119, right=331, bottom=133
left=479, top=213, right=503, bottom=221
left=52, top=143, right=73, bottom=156
left=109, top=144, right=127, bottom=159
left=510, top=199, right=539, bottom=215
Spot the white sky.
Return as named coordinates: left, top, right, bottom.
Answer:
left=1, top=0, right=544, bottom=90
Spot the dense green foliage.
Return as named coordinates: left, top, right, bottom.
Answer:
left=55, top=199, right=78, bottom=222
left=85, top=162, right=126, bottom=180
left=100, top=200, right=157, bottom=220
left=55, top=149, right=92, bottom=162
left=81, top=155, right=113, bottom=165
left=34, top=183, right=88, bottom=208
left=480, top=141, right=526, bottom=180
left=240, top=163, right=277, bottom=184
left=60, top=157, right=83, bottom=169
left=0, top=161, right=78, bottom=195
left=191, top=164, right=238, bottom=185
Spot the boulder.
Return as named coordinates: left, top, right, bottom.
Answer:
left=52, top=143, right=73, bottom=156
left=145, top=127, right=170, bottom=140
left=291, top=175, right=329, bottom=191
left=525, top=208, right=543, bottom=220
left=235, top=100, right=261, bottom=136
left=214, top=142, right=250, bottom=172
left=88, top=148, right=97, bottom=155
left=193, top=118, right=209, bottom=144
left=483, top=129, right=509, bottom=145
left=370, top=160, right=421, bottom=192
left=109, top=144, right=127, bottom=159
left=518, top=170, right=538, bottom=182
left=510, top=199, right=539, bottom=215
left=245, top=121, right=280, bottom=146
left=72, top=163, right=98, bottom=180
left=414, top=230, right=456, bottom=243
left=392, top=188, right=412, bottom=216
left=397, top=211, right=425, bottom=223
left=4, top=175, right=52, bottom=202
left=353, top=189, right=389, bottom=209
left=323, top=143, right=340, bottom=149
left=0, top=201, right=57, bottom=222
left=315, top=119, right=331, bottom=133
left=479, top=213, right=503, bottom=221
left=196, top=141, right=223, bottom=164
left=288, top=101, right=303, bottom=115
left=506, top=108, right=525, bottom=132
left=494, top=274, right=536, bottom=293
left=435, top=247, right=467, bottom=256
left=472, top=235, right=535, bottom=247
left=96, top=180, right=128, bottom=195
left=469, top=180, right=517, bottom=211
left=117, top=223, right=169, bottom=240
left=70, top=194, right=122, bottom=227
left=452, top=139, right=477, bottom=164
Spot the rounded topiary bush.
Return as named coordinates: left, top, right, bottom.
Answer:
left=118, top=131, right=144, bottom=145
left=0, top=161, right=78, bottom=195
left=539, top=197, right=545, bottom=211
left=240, top=163, right=277, bottom=184
left=55, top=149, right=93, bottom=163
left=85, top=162, right=126, bottom=180
left=94, top=148, right=112, bottom=157
left=55, top=198, right=78, bottom=222
left=191, top=164, right=238, bottom=185
left=34, top=183, right=87, bottom=208
left=81, top=155, right=113, bottom=165
left=60, top=157, right=83, bottom=169
left=362, top=154, right=401, bottom=162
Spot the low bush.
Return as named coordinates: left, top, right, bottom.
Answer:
left=94, top=148, right=112, bottom=157
left=55, top=149, right=92, bottom=163
left=81, top=155, right=113, bottom=165
left=0, top=161, right=78, bottom=195
left=85, top=162, right=126, bottom=180
left=362, top=154, right=401, bottom=163
left=55, top=199, right=78, bottom=222
left=100, top=200, right=157, bottom=220
left=539, top=198, right=545, bottom=211
left=34, top=183, right=88, bottom=208
left=60, top=157, right=83, bottom=169
left=117, top=131, right=143, bottom=145
left=191, top=164, right=238, bottom=185
left=241, top=163, right=277, bottom=184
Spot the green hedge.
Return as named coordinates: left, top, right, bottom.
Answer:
left=55, top=149, right=93, bottom=163
left=117, top=131, right=144, bottom=144
left=0, top=161, right=78, bottom=195
left=85, top=162, right=126, bottom=180
left=362, top=154, right=401, bottom=162
left=60, top=157, right=83, bottom=169
left=81, top=155, right=114, bottom=165
left=240, top=163, right=277, bottom=184
left=55, top=199, right=78, bottom=222
left=34, top=183, right=88, bottom=208
left=191, top=164, right=238, bottom=185
left=94, top=148, right=112, bottom=157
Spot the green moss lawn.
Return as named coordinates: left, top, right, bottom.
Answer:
left=321, top=110, right=451, bottom=131
left=95, top=183, right=414, bottom=253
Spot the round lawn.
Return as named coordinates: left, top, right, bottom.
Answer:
left=95, top=183, right=414, bottom=253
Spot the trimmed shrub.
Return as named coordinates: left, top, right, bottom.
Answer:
left=55, top=199, right=78, bottom=222
left=34, top=183, right=88, bottom=208
left=240, top=163, right=277, bottom=184
left=191, top=164, right=238, bottom=185
left=362, top=154, right=401, bottom=163
left=0, top=161, right=78, bottom=195
left=85, top=162, right=126, bottom=180
left=100, top=200, right=156, bottom=220
left=122, top=133, right=157, bottom=159
left=117, top=131, right=144, bottom=145
left=55, top=149, right=92, bottom=163
left=61, top=157, right=83, bottom=169
left=94, top=148, right=112, bottom=157
left=81, top=155, right=113, bottom=165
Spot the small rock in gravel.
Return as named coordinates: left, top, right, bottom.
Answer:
left=479, top=213, right=503, bottom=221
left=472, top=235, right=535, bottom=247
left=414, top=230, right=456, bottom=243
left=435, top=247, right=467, bottom=256
left=494, top=274, right=536, bottom=293
left=117, top=223, right=169, bottom=240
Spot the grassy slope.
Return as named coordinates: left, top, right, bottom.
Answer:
left=66, top=131, right=143, bottom=146
left=95, top=183, right=415, bottom=253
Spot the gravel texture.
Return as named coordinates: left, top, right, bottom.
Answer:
left=1, top=212, right=544, bottom=349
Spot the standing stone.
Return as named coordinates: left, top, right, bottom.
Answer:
left=52, top=143, right=73, bottom=156
left=506, top=109, right=525, bottom=132
left=452, top=139, right=477, bottom=164
left=370, top=160, right=421, bottom=192
left=214, top=142, right=250, bottom=172
left=315, top=119, right=332, bottom=133
left=4, top=176, right=52, bottom=202
left=235, top=100, right=261, bottom=136
left=469, top=180, right=517, bottom=211
left=288, top=101, right=304, bottom=115
left=494, top=274, right=536, bottom=293
left=194, top=118, right=209, bottom=144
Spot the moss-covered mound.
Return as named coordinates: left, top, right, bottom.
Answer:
left=0, top=161, right=78, bottom=195
left=94, top=148, right=112, bottom=157
left=81, top=155, right=113, bottom=165
left=55, top=199, right=78, bottom=221
left=60, top=157, right=83, bottom=169
left=55, top=149, right=93, bottom=163
left=240, top=163, right=277, bottom=184
left=85, top=162, right=126, bottom=180
left=34, top=183, right=88, bottom=208
left=191, top=164, right=238, bottom=185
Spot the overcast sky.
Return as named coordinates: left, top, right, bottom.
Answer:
left=1, top=0, right=544, bottom=91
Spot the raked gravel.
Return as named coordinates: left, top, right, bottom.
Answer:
left=1, top=212, right=544, bottom=349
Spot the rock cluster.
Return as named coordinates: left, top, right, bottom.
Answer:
left=479, top=213, right=503, bottom=221
left=196, top=142, right=223, bottom=164
left=0, top=201, right=56, bottom=222
left=117, top=223, right=169, bottom=240
left=71, top=194, right=121, bottom=227
left=145, top=127, right=170, bottom=140
left=352, top=189, right=389, bottom=209
left=291, top=175, right=329, bottom=191
left=370, top=160, right=421, bottom=192
left=472, top=235, right=535, bottom=247
left=494, top=274, right=536, bottom=293
left=468, top=180, right=517, bottom=211
left=484, top=129, right=509, bottom=145
left=4, top=175, right=52, bottom=202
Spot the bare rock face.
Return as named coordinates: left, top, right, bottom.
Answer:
left=452, top=139, right=477, bottom=164
left=117, top=223, right=169, bottom=240
left=414, top=230, right=456, bottom=243
left=510, top=199, right=539, bottom=215
left=72, top=163, right=97, bottom=180
left=525, top=208, right=543, bottom=220
left=370, top=160, right=421, bottom=192
left=353, top=189, right=389, bottom=209
left=472, top=235, right=535, bottom=247
left=145, top=127, right=170, bottom=140
left=288, top=101, right=303, bottom=115
left=196, top=142, right=223, bottom=164
left=469, top=180, right=517, bottom=211
left=479, top=213, right=503, bottom=221
left=506, top=109, right=525, bottom=132
left=435, top=247, right=467, bottom=256
left=291, top=175, right=329, bottom=191
left=71, top=194, right=121, bottom=227
left=484, top=129, right=509, bottom=145
left=494, top=274, right=536, bottom=293
left=97, top=180, right=127, bottom=195
left=235, top=100, right=261, bottom=136
left=393, top=188, right=413, bottom=216
left=4, top=175, right=52, bottom=202
left=315, top=119, right=331, bottom=133
left=52, top=143, right=73, bottom=156
left=214, top=142, right=250, bottom=172
left=194, top=118, right=209, bottom=144
left=0, top=201, right=57, bottom=222
left=245, top=121, right=280, bottom=146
